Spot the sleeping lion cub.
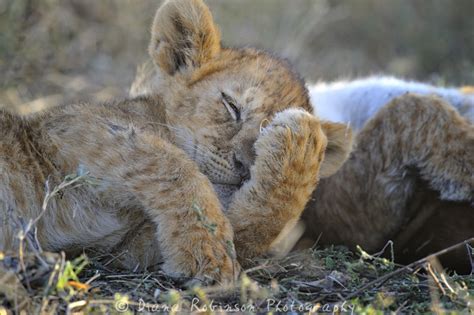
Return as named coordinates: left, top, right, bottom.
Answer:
left=134, top=42, right=473, bottom=272
left=0, top=0, right=352, bottom=284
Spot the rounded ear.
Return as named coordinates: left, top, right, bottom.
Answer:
left=149, top=0, right=221, bottom=75
left=319, top=121, right=353, bottom=178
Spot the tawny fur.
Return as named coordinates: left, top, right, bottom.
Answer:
left=302, top=93, right=473, bottom=272
left=0, top=0, right=351, bottom=283
left=133, top=54, right=473, bottom=272
left=131, top=8, right=473, bottom=271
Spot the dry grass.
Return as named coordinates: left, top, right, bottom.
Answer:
left=1, top=243, right=473, bottom=313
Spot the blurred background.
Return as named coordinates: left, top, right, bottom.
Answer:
left=1, top=0, right=474, bottom=114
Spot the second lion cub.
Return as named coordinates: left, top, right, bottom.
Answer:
left=0, top=0, right=352, bottom=284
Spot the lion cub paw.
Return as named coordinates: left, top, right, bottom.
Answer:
left=254, top=108, right=324, bottom=179
left=161, top=230, right=240, bottom=286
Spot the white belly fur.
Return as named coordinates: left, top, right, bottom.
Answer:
left=308, top=76, right=474, bottom=130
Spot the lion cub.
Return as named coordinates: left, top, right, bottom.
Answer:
left=303, top=79, right=473, bottom=272
left=0, top=0, right=351, bottom=283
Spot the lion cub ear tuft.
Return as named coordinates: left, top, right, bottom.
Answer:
left=319, top=121, right=353, bottom=178
left=149, top=0, right=221, bottom=75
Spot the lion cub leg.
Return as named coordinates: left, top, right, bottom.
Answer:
left=49, top=119, right=237, bottom=284
left=122, top=142, right=238, bottom=283
left=367, top=93, right=473, bottom=202
left=303, top=93, right=473, bottom=252
left=227, top=109, right=351, bottom=263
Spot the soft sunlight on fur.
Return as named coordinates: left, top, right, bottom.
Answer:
left=302, top=82, right=473, bottom=272
left=134, top=63, right=473, bottom=272
left=0, top=0, right=351, bottom=285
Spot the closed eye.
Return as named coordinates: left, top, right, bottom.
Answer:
left=221, top=92, right=241, bottom=121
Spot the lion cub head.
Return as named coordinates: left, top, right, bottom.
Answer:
left=132, top=0, right=352, bottom=203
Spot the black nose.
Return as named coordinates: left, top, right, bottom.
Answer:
left=233, top=153, right=250, bottom=182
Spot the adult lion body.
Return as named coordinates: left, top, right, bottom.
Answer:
left=0, top=0, right=351, bottom=283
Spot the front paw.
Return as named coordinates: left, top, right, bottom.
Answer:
left=253, top=108, right=325, bottom=182
left=161, top=229, right=240, bottom=286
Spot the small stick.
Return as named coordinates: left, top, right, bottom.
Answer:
left=439, top=273, right=455, bottom=295
left=342, top=237, right=474, bottom=301
left=85, top=273, right=101, bottom=285
left=426, top=262, right=446, bottom=295
left=17, top=173, right=89, bottom=276
left=243, top=262, right=270, bottom=274
left=466, top=242, right=474, bottom=275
